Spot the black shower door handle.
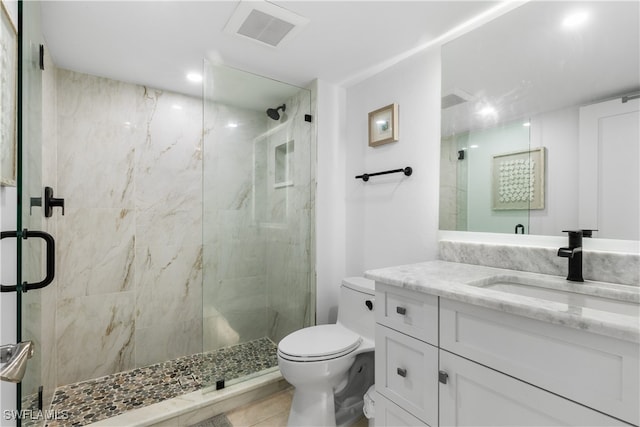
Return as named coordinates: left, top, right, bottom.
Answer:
left=0, top=229, right=55, bottom=292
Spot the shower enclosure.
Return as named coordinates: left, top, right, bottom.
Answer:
left=200, top=60, right=315, bottom=389
left=6, top=2, right=314, bottom=422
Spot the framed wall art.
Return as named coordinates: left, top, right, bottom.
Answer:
left=492, top=147, right=545, bottom=210
left=1, top=2, right=17, bottom=186
left=368, top=103, right=398, bottom=147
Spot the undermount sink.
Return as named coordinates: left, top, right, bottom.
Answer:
left=469, top=275, right=640, bottom=317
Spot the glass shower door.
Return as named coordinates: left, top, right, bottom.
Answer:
left=201, top=60, right=314, bottom=389
left=15, top=0, right=56, bottom=419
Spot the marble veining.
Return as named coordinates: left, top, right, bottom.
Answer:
left=439, top=240, right=640, bottom=286
left=365, top=260, right=640, bottom=343
left=49, top=68, right=206, bottom=386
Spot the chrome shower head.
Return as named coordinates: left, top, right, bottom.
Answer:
left=266, top=104, right=286, bottom=120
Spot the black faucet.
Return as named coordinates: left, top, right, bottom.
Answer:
left=557, top=230, right=584, bottom=282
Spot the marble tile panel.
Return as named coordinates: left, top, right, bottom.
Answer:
left=267, top=307, right=307, bottom=344
left=217, top=308, right=269, bottom=346
left=214, top=288, right=268, bottom=318
left=56, top=207, right=135, bottom=299
left=39, top=283, right=58, bottom=407
left=135, top=96, right=202, bottom=213
left=204, top=276, right=266, bottom=312
left=135, top=318, right=203, bottom=367
left=203, top=312, right=241, bottom=351
left=56, top=292, right=136, bottom=385
left=439, top=240, right=640, bottom=286
left=136, top=206, right=202, bottom=248
left=135, top=90, right=202, bottom=174
left=217, top=240, right=266, bottom=280
left=56, top=70, right=142, bottom=209
left=135, top=244, right=203, bottom=331
left=20, top=292, right=41, bottom=397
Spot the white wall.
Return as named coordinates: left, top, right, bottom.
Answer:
left=315, top=80, right=347, bottom=324
left=315, top=48, right=442, bottom=323
left=529, top=106, right=580, bottom=236
left=345, top=48, right=441, bottom=276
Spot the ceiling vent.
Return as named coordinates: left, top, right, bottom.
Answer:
left=442, top=88, right=476, bottom=109
left=224, top=1, right=309, bottom=48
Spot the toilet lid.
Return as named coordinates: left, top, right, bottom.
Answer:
left=278, top=324, right=362, bottom=359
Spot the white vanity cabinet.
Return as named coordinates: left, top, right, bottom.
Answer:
left=375, top=284, right=439, bottom=426
left=374, top=283, right=638, bottom=427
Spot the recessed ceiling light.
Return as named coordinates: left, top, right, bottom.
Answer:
left=186, top=72, right=203, bottom=83
left=478, top=106, right=497, bottom=116
left=523, top=122, right=531, bottom=127
left=172, top=104, right=183, bottom=110
left=226, top=122, right=238, bottom=128
left=470, top=144, right=479, bottom=149
left=562, top=11, right=589, bottom=29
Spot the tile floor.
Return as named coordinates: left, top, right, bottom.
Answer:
left=21, top=338, right=278, bottom=427
left=224, top=389, right=369, bottom=427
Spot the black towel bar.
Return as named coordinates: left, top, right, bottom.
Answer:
left=355, top=166, right=412, bottom=182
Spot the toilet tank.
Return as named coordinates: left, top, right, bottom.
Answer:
left=337, top=277, right=375, bottom=341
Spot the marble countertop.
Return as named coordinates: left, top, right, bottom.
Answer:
left=365, top=260, right=640, bottom=343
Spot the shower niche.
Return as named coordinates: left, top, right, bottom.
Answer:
left=253, top=122, right=296, bottom=227
left=274, top=140, right=294, bottom=189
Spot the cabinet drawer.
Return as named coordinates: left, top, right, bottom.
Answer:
left=375, top=393, right=429, bottom=427
left=439, top=350, right=631, bottom=426
left=440, top=299, right=640, bottom=426
left=375, top=324, right=438, bottom=426
left=375, top=283, right=438, bottom=345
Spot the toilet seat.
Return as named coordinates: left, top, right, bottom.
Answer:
left=278, top=324, right=362, bottom=362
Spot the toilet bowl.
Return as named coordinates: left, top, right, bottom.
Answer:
left=278, top=277, right=375, bottom=427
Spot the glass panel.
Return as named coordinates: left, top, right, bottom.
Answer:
left=202, top=60, right=314, bottom=389
left=19, top=0, right=50, bottom=414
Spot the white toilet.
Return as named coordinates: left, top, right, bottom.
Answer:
left=278, top=277, right=375, bottom=427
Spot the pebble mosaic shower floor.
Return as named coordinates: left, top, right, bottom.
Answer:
left=21, top=338, right=278, bottom=427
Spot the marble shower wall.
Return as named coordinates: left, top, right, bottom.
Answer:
left=202, top=101, right=269, bottom=351
left=51, top=69, right=203, bottom=385
left=264, top=89, right=314, bottom=343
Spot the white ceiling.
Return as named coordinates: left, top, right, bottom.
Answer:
left=40, top=0, right=498, bottom=102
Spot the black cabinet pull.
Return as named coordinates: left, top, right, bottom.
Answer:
left=365, top=300, right=374, bottom=311
left=397, top=367, right=407, bottom=377
left=439, top=370, right=449, bottom=384
left=396, top=306, right=407, bottom=315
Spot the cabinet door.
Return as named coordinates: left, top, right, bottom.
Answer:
left=440, top=299, right=639, bottom=424
left=376, top=394, right=429, bottom=427
left=376, top=324, right=438, bottom=426
left=439, top=351, right=631, bottom=427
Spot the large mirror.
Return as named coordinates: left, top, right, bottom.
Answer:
left=440, top=1, right=639, bottom=240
